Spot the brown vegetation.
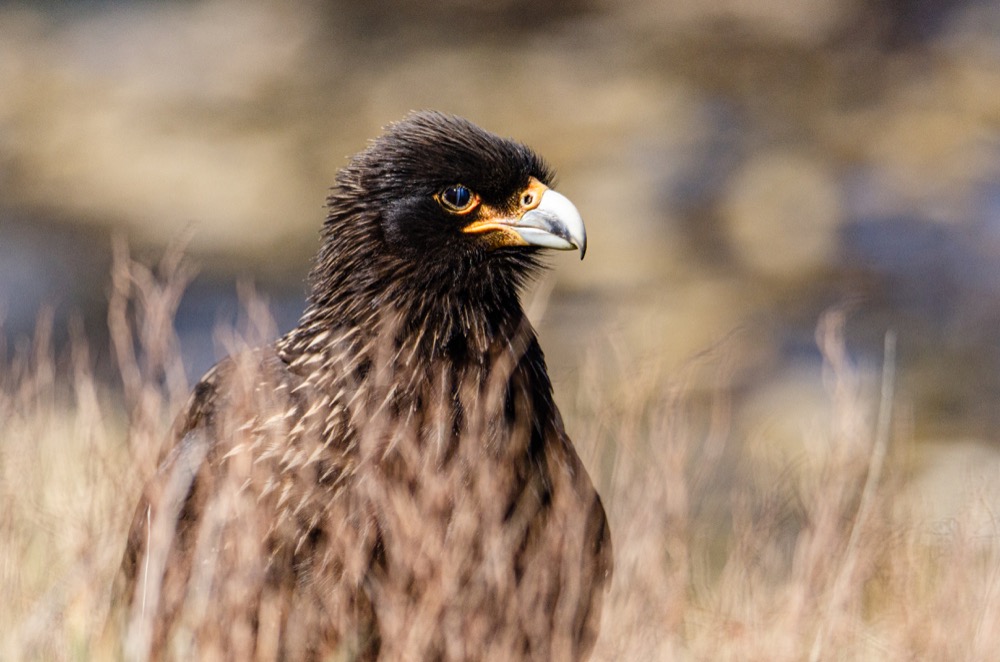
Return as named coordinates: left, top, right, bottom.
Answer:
left=2, top=249, right=999, bottom=660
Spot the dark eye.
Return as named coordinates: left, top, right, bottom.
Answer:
left=439, top=185, right=477, bottom=213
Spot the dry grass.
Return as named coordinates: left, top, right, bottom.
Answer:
left=1, top=249, right=999, bottom=660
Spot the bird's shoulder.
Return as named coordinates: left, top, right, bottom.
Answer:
left=173, top=345, right=296, bottom=436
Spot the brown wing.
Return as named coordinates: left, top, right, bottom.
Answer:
left=108, top=349, right=379, bottom=661
left=548, top=423, right=613, bottom=661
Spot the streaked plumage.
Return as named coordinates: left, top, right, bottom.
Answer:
left=111, top=112, right=611, bottom=661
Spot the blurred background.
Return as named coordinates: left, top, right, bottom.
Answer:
left=2, top=0, right=1000, bottom=508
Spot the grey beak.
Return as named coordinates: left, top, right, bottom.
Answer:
left=513, top=190, right=587, bottom=259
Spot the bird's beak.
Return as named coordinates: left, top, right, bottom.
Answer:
left=462, top=177, right=587, bottom=259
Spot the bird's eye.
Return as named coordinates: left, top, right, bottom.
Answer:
left=439, top=185, right=478, bottom=213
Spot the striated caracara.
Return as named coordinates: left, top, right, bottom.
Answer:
left=111, top=111, right=612, bottom=661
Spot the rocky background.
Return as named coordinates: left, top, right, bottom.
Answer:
left=2, top=0, right=1000, bottom=513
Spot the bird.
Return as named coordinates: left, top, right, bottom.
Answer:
left=109, top=111, right=612, bottom=661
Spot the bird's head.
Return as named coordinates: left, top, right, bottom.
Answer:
left=317, top=112, right=585, bottom=299
left=359, top=111, right=584, bottom=260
